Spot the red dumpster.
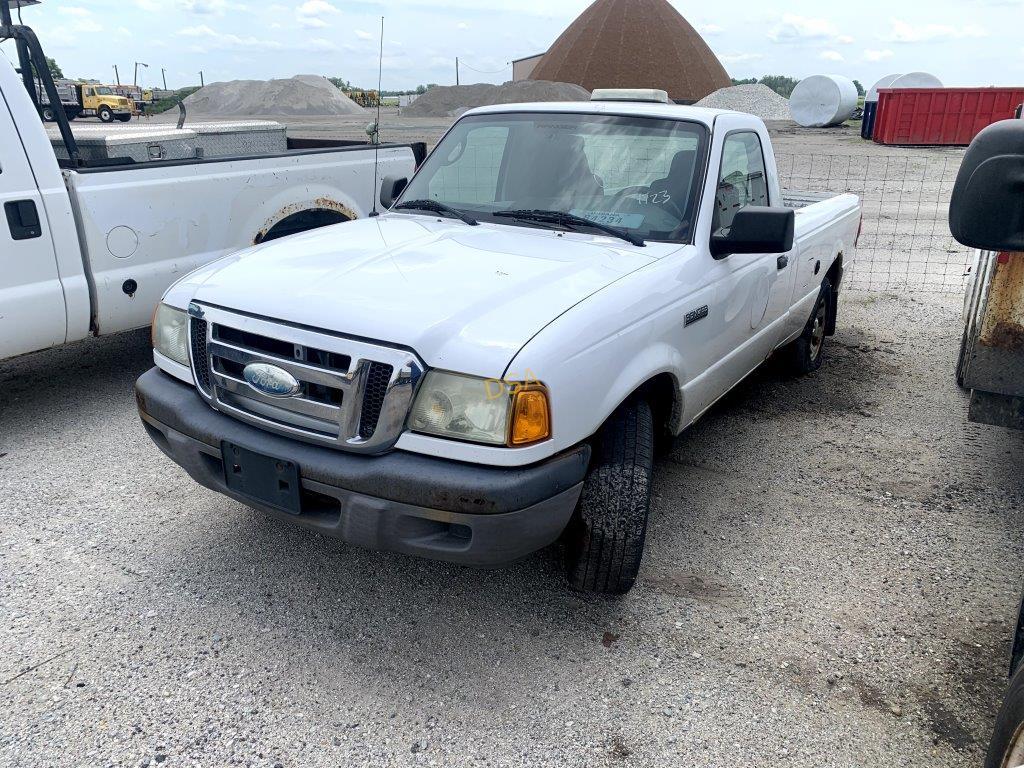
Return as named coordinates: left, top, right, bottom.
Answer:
left=874, top=87, right=1024, bottom=146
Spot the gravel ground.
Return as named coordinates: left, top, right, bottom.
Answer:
left=2, top=290, right=1023, bottom=767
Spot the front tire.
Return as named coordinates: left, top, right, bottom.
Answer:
left=782, top=277, right=833, bottom=376
left=98, top=105, right=114, bottom=123
left=41, top=106, right=55, bottom=122
left=986, top=663, right=1024, bottom=768
left=116, top=114, right=132, bottom=122
left=564, top=398, right=654, bottom=595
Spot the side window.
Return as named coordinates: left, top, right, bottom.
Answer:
left=715, top=132, right=769, bottom=231
left=427, top=126, right=510, bottom=205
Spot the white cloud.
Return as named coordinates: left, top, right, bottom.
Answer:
left=885, top=18, right=988, bottom=43
left=354, top=29, right=374, bottom=40
left=296, top=0, right=339, bottom=29
left=719, top=52, right=764, bottom=64
left=58, top=6, right=92, bottom=17
left=769, top=14, right=838, bottom=43
left=179, top=0, right=239, bottom=15
left=456, top=22, right=469, bottom=30
left=700, top=24, right=724, bottom=36
left=133, top=0, right=163, bottom=11
left=864, top=49, right=895, bottom=62
left=820, top=50, right=844, bottom=61
left=176, top=24, right=283, bottom=49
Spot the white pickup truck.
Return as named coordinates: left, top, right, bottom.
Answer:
left=0, top=22, right=421, bottom=362
left=137, top=92, right=862, bottom=594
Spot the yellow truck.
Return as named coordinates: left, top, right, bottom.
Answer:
left=75, top=83, right=133, bottom=122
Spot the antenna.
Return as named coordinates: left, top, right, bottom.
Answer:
left=370, top=15, right=384, bottom=216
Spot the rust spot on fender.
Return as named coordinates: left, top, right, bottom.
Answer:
left=253, top=198, right=359, bottom=244
left=980, top=253, right=1024, bottom=351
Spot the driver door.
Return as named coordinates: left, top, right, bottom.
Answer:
left=699, top=129, right=791, bottom=406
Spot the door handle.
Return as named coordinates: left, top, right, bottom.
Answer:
left=5, top=200, right=42, bottom=240
left=777, top=255, right=790, bottom=270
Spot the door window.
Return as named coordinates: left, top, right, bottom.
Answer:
left=714, top=132, right=769, bottom=231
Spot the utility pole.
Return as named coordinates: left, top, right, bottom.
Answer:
left=134, top=62, right=148, bottom=87
left=456, top=57, right=460, bottom=86
left=161, top=68, right=167, bottom=90
left=113, top=64, right=120, bottom=85
left=199, top=70, right=204, bottom=87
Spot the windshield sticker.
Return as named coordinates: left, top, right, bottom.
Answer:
left=569, top=210, right=646, bottom=230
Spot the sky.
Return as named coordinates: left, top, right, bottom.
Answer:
left=4, top=0, right=1023, bottom=91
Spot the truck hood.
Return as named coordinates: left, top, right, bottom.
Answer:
left=183, top=214, right=665, bottom=377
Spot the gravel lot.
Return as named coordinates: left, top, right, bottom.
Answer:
left=3, top=289, right=1023, bottom=767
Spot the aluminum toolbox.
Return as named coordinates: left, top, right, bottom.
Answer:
left=48, top=121, right=287, bottom=163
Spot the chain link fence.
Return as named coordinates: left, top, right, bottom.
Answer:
left=776, top=153, right=970, bottom=294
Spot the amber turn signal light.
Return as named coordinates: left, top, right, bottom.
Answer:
left=509, top=387, right=551, bottom=446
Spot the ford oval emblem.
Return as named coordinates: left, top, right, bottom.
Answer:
left=243, top=363, right=301, bottom=399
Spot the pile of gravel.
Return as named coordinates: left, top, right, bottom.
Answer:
left=696, top=84, right=792, bottom=121
left=183, top=75, right=364, bottom=117
left=402, top=80, right=590, bottom=118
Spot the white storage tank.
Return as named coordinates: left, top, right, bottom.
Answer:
left=790, top=74, right=860, bottom=128
left=867, top=74, right=903, bottom=102
left=888, top=72, right=944, bottom=90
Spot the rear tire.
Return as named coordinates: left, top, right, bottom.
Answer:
left=564, top=398, right=654, bottom=595
left=986, top=663, right=1024, bottom=768
left=41, top=106, right=55, bottom=122
left=782, top=277, right=833, bottom=376
left=98, top=105, right=114, bottom=123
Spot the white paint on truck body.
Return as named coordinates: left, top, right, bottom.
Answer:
left=156, top=101, right=862, bottom=467
left=0, top=53, right=416, bottom=361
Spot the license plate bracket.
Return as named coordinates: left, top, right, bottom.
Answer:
left=221, top=442, right=302, bottom=516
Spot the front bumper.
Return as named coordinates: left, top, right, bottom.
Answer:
left=135, top=368, right=589, bottom=567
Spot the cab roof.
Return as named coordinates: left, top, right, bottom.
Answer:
left=462, top=100, right=754, bottom=128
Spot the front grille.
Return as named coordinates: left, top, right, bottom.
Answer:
left=359, top=362, right=394, bottom=439
left=188, top=305, right=422, bottom=454
left=190, top=318, right=211, bottom=395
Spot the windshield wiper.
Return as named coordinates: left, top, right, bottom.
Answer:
left=493, top=209, right=645, bottom=247
left=393, top=199, right=479, bottom=226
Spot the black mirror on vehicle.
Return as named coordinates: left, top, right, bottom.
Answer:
left=950, top=120, right=1024, bottom=252
left=380, top=176, right=409, bottom=210
left=711, top=206, right=795, bottom=259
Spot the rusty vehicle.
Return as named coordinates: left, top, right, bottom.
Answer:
left=952, top=118, right=1024, bottom=431
left=949, top=117, right=1024, bottom=768
left=0, top=0, right=425, bottom=363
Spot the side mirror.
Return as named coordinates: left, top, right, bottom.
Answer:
left=950, top=120, right=1024, bottom=252
left=711, top=206, right=795, bottom=259
left=379, top=176, right=408, bottom=210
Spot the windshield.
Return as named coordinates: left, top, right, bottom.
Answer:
left=96, top=87, right=114, bottom=95
left=398, top=112, right=710, bottom=243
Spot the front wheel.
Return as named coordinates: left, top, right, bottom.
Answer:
left=41, top=106, right=55, bottom=122
left=98, top=106, right=114, bottom=123
left=781, top=277, right=833, bottom=376
left=564, top=398, right=654, bottom=595
left=116, top=114, right=132, bottom=122
left=986, top=663, right=1024, bottom=768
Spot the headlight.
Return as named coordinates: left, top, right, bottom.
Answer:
left=408, top=371, right=551, bottom=447
left=152, top=303, right=190, bottom=367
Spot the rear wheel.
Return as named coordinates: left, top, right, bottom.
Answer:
left=41, top=106, right=55, bottom=122
left=98, top=105, right=114, bottom=123
left=564, top=398, right=654, bottom=595
left=782, top=277, right=832, bottom=376
left=986, top=663, right=1024, bottom=768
